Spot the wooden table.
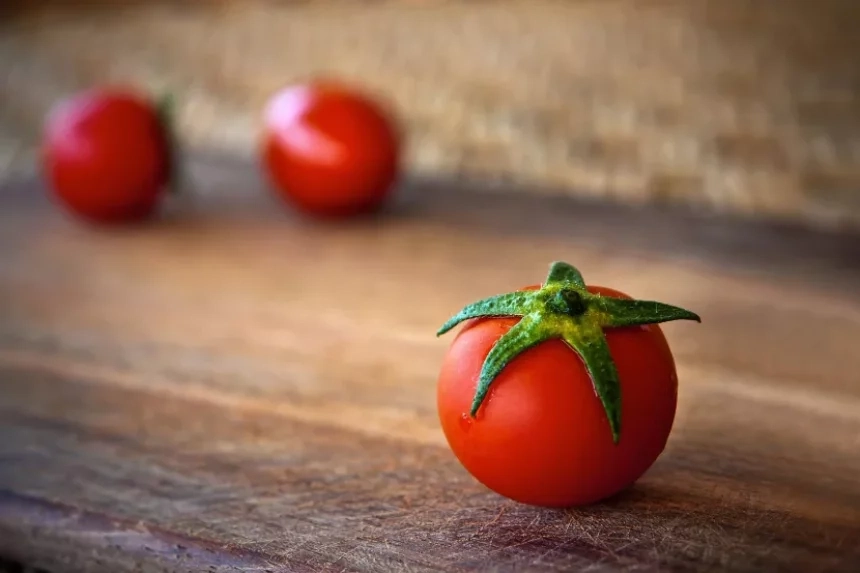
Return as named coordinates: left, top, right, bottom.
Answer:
left=1, top=154, right=859, bottom=572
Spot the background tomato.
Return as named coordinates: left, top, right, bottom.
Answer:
left=437, top=285, right=679, bottom=508
left=41, top=87, right=172, bottom=224
left=261, top=82, right=401, bottom=218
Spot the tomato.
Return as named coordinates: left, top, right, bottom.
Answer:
left=436, top=262, right=700, bottom=507
left=261, top=81, right=401, bottom=218
left=41, top=87, right=173, bottom=224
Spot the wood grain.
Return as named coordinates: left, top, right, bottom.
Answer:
left=0, top=154, right=859, bottom=572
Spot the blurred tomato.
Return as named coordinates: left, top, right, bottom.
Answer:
left=41, top=87, right=172, bottom=224
left=261, top=82, right=401, bottom=218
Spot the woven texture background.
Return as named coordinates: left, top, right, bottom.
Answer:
left=2, top=0, right=859, bottom=229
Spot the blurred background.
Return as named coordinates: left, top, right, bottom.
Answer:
left=2, top=0, right=859, bottom=231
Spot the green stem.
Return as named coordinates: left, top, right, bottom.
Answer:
left=437, top=261, right=701, bottom=444
left=155, top=91, right=181, bottom=195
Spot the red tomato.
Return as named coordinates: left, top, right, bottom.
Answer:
left=437, top=285, right=680, bottom=507
left=41, top=87, right=172, bottom=224
left=261, top=82, right=401, bottom=218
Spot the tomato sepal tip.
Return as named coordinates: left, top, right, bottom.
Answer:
left=154, top=90, right=182, bottom=195
left=436, top=261, right=701, bottom=444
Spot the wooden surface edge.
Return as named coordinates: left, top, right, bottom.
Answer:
left=4, top=147, right=860, bottom=276
left=0, top=490, right=288, bottom=573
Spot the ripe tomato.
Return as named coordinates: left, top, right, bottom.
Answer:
left=41, top=87, right=173, bottom=224
left=261, top=82, right=401, bottom=218
left=436, top=262, right=699, bottom=507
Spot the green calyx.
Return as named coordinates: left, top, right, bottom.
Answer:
left=154, top=91, right=181, bottom=195
left=436, top=261, right=701, bottom=444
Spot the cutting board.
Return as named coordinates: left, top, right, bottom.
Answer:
left=0, top=153, right=859, bottom=572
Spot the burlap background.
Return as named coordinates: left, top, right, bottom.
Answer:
left=2, top=0, right=859, bottom=230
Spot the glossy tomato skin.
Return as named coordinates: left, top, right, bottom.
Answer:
left=437, top=285, right=678, bottom=507
left=262, top=82, right=401, bottom=218
left=41, top=88, right=171, bottom=224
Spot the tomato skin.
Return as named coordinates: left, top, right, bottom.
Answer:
left=261, top=82, right=401, bottom=218
left=437, top=285, right=678, bottom=507
left=41, top=88, right=171, bottom=224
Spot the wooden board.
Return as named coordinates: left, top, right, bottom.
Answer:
left=1, top=153, right=859, bottom=573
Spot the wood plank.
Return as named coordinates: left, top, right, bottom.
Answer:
left=1, top=153, right=859, bottom=572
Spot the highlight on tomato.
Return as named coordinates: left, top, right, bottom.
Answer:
left=436, top=261, right=701, bottom=507
left=40, top=86, right=177, bottom=225
left=260, top=80, right=402, bottom=219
